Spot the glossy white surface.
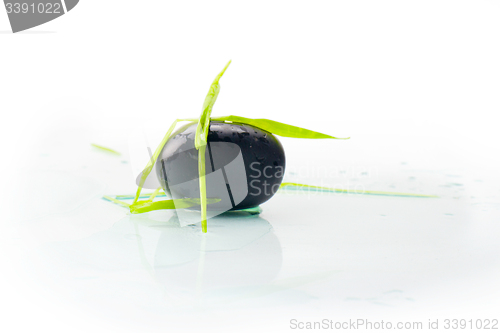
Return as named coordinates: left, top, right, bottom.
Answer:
left=2, top=1, right=500, bottom=332
left=3, top=125, right=499, bottom=332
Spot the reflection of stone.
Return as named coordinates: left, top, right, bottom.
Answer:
left=33, top=212, right=282, bottom=303
left=154, top=213, right=283, bottom=298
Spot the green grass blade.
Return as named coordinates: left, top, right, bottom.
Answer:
left=195, top=60, right=231, bottom=233
left=132, top=118, right=196, bottom=205
left=129, top=198, right=221, bottom=214
left=211, top=115, right=349, bottom=139
left=195, top=60, right=231, bottom=149
left=279, top=182, right=438, bottom=198
left=102, top=195, right=130, bottom=208
left=91, top=143, right=121, bottom=155
left=147, top=186, right=163, bottom=202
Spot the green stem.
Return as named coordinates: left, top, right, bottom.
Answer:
left=195, top=60, right=232, bottom=233
left=279, top=182, right=438, bottom=198
left=198, top=144, right=208, bottom=233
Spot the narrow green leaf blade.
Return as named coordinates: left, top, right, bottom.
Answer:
left=91, top=143, right=121, bottom=155
left=195, top=60, right=232, bottom=149
left=129, top=198, right=221, bottom=214
left=211, top=115, right=349, bottom=139
left=195, top=60, right=231, bottom=233
left=132, top=118, right=196, bottom=205
left=279, top=182, right=438, bottom=198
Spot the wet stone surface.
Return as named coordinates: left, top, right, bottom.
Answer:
left=156, top=121, right=286, bottom=211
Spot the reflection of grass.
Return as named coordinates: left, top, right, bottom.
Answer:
left=279, top=182, right=439, bottom=198
left=91, top=143, right=121, bottom=155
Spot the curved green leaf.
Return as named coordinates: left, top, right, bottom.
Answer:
left=210, top=115, right=349, bottom=139
left=212, top=116, right=349, bottom=140
left=195, top=60, right=232, bottom=149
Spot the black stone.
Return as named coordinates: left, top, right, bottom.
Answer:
left=155, top=121, right=286, bottom=210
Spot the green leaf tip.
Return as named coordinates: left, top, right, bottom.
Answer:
left=195, top=60, right=232, bottom=150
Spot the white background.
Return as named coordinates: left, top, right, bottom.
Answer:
left=1, top=1, right=500, bottom=332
